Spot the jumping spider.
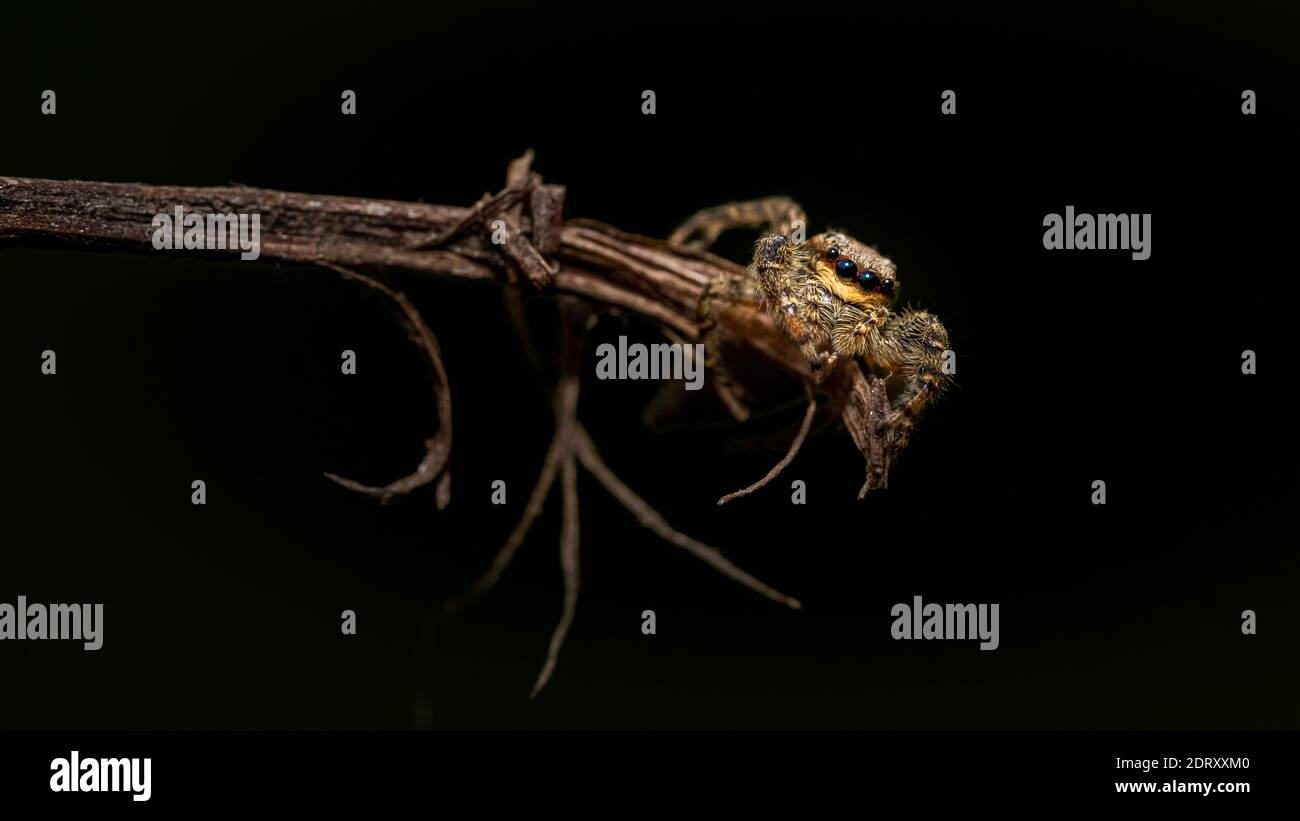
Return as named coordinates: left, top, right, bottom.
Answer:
left=672, top=197, right=951, bottom=455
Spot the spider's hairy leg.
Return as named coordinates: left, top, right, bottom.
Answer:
left=874, top=309, right=952, bottom=446
left=775, top=289, right=833, bottom=377
left=696, top=273, right=758, bottom=421
left=751, top=234, right=833, bottom=377
left=669, top=197, right=808, bottom=250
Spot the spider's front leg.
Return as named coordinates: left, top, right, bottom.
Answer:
left=670, top=197, right=808, bottom=251
left=751, top=234, right=835, bottom=378
left=872, top=309, right=952, bottom=448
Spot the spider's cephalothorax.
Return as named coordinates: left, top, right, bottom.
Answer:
left=672, top=198, right=950, bottom=452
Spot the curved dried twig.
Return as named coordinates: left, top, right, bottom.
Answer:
left=317, top=260, right=453, bottom=507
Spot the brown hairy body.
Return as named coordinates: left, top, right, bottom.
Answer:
left=673, top=197, right=951, bottom=454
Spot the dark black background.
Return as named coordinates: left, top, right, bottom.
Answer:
left=0, top=1, right=1296, bottom=730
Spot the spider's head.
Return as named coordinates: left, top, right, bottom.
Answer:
left=809, top=232, right=899, bottom=308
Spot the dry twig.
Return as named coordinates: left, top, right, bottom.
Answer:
left=316, top=260, right=454, bottom=507
left=0, top=153, right=900, bottom=693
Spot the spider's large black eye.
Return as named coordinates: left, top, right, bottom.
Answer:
left=835, top=258, right=858, bottom=279
left=858, top=269, right=879, bottom=290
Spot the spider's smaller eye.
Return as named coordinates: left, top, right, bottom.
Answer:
left=835, top=258, right=857, bottom=279
left=858, top=269, right=880, bottom=289
left=826, top=246, right=840, bottom=260
left=880, top=279, right=896, bottom=297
